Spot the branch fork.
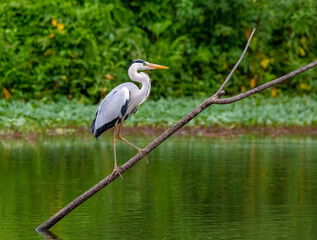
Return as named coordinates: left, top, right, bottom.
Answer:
left=212, top=90, right=225, bottom=100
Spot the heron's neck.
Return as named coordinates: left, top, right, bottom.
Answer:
left=128, top=69, right=151, bottom=99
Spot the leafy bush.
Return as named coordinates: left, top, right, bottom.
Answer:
left=0, top=0, right=316, bottom=102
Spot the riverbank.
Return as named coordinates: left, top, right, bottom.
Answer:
left=1, top=126, right=317, bottom=141
left=1, top=94, right=316, bottom=139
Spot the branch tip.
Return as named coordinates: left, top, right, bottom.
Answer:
left=213, top=90, right=225, bottom=100
left=217, top=28, right=256, bottom=93
left=217, top=90, right=225, bottom=98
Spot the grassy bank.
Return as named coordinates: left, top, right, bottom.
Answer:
left=0, top=94, right=316, bottom=136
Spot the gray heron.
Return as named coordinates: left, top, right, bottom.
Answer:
left=89, top=59, right=168, bottom=176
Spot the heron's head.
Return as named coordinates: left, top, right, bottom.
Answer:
left=129, top=59, right=169, bottom=71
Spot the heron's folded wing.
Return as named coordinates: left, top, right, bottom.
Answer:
left=94, top=87, right=130, bottom=134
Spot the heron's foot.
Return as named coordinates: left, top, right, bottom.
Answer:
left=144, top=155, right=149, bottom=165
left=136, top=148, right=149, bottom=164
left=113, top=165, right=124, bottom=181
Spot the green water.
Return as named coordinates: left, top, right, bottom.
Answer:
left=0, top=135, right=316, bottom=239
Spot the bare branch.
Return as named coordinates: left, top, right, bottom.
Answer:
left=36, top=30, right=317, bottom=231
left=217, top=28, right=256, bottom=94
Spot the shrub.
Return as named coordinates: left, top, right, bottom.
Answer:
left=0, top=0, right=316, bottom=102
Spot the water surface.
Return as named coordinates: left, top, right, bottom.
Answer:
left=0, top=135, right=316, bottom=239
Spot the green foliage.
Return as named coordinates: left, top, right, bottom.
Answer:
left=1, top=95, right=316, bottom=134
left=0, top=0, right=317, bottom=102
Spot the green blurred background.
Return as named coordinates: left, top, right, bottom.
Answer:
left=1, top=0, right=316, bottom=103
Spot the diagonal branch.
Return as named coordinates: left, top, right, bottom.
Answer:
left=214, top=59, right=317, bottom=104
left=36, top=29, right=317, bottom=232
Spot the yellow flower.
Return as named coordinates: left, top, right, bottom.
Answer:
left=271, top=87, right=276, bottom=97
left=300, top=36, right=306, bottom=44
left=61, top=75, right=68, bottom=81
left=260, top=58, right=270, bottom=69
left=250, top=78, right=256, bottom=88
left=223, top=62, right=228, bottom=70
left=299, top=47, right=305, bottom=57
left=241, top=86, right=246, bottom=92
left=57, top=23, right=64, bottom=31
left=51, top=19, right=57, bottom=26
left=48, top=33, right=55, bottom=39
left=300, top=83, right=311, bottom=91
left=3, top=87, right=11, bottom=100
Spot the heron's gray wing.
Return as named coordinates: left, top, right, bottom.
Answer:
left=92, top=87, right=130, bottom=137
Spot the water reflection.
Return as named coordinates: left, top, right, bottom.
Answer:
left=36, top=229, right=60, bottom=240
left=0, top=136, right=316, bottom=239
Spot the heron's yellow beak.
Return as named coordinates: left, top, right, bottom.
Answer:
left=147, top=63, right=169, bottom=69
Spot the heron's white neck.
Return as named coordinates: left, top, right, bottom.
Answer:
left=128, top=67, right=151, bottom=100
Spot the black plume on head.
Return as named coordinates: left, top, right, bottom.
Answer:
left=132, top=59, right=145, bottom=64
left=128, top=59, right=145, bottom=69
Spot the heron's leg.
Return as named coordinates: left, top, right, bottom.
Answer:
left=113, top=121, right=124, bottom=180
left=117, top=120, right=149, bottom=164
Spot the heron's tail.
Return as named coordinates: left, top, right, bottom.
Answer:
left=89, top=118, right=96, bottom=135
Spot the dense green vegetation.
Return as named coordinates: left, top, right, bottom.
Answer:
left=0, top=0, right=316, bottom=102
left=1, top=95, right=316, bottom=135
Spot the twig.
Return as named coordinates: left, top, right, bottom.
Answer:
left=217, top=28, right=256, bottom=94
left=36, top=29, right=317, bottom=231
